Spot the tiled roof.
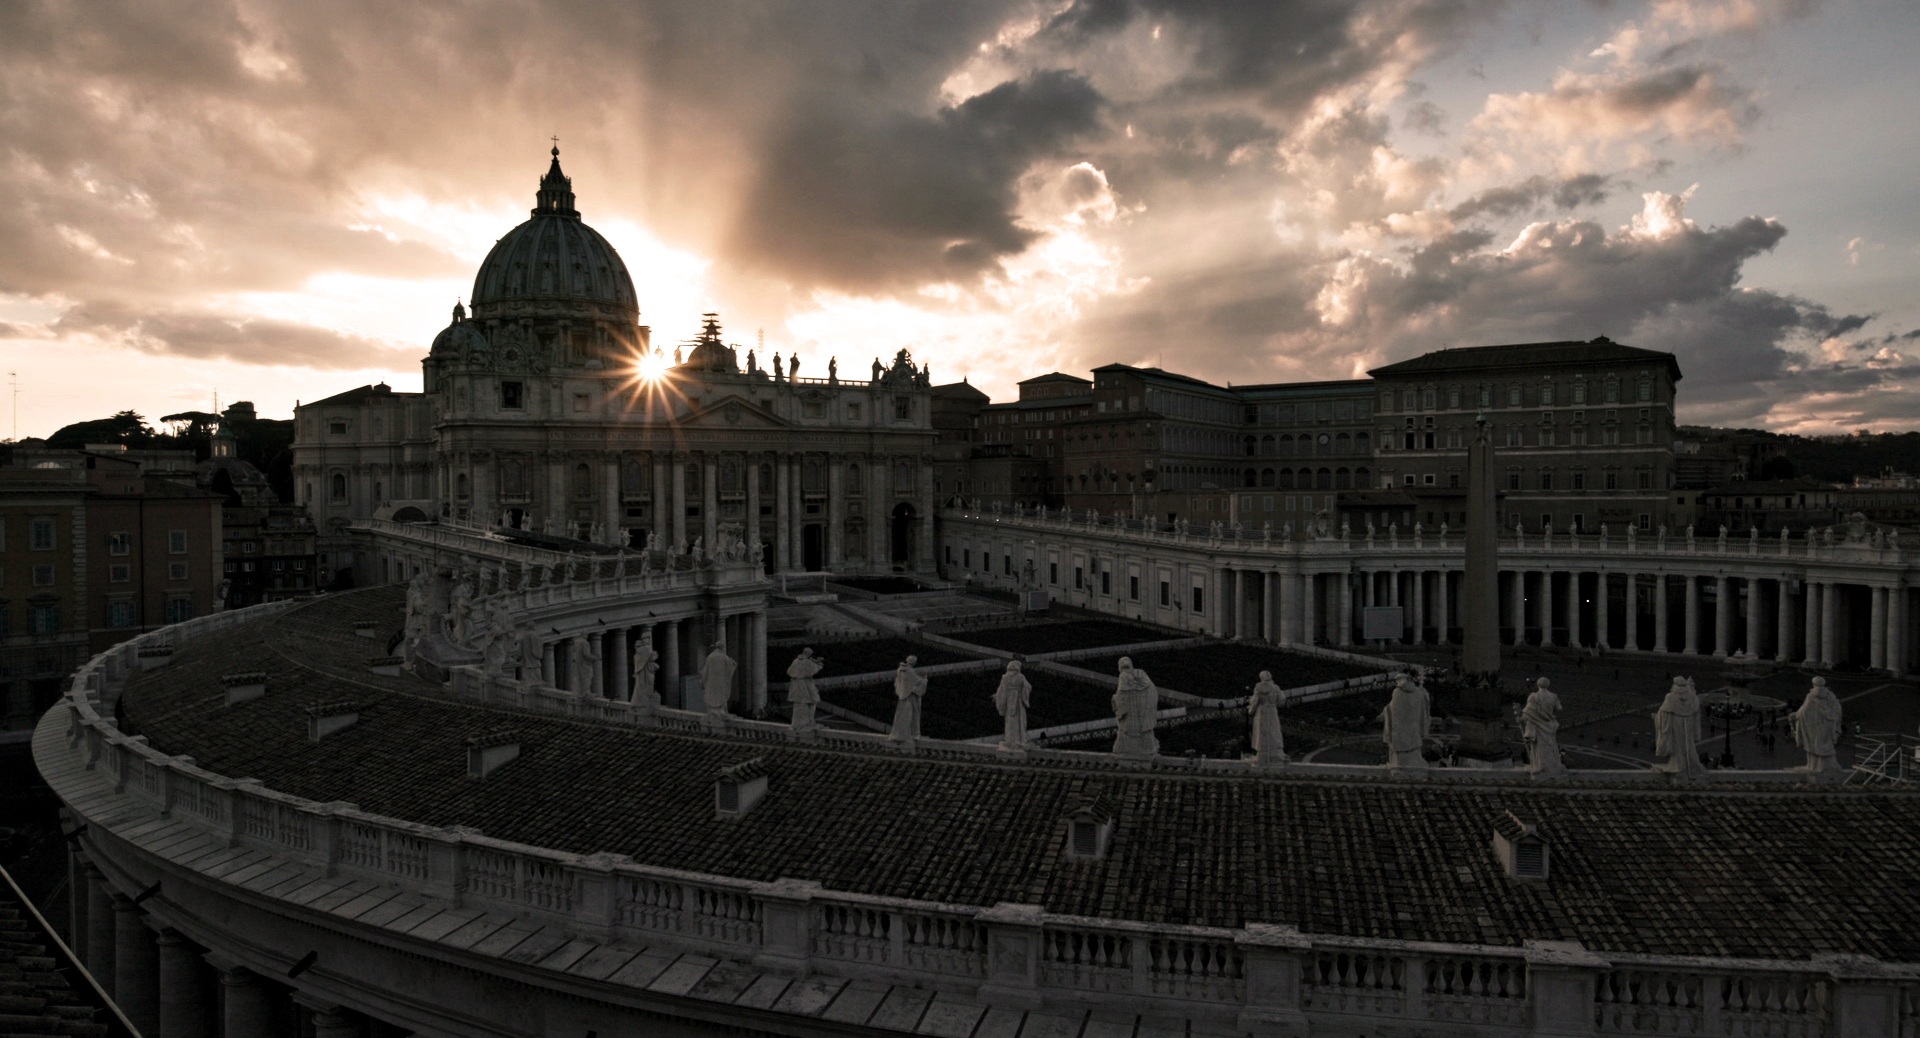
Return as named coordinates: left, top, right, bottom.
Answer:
left=1368, top=338, right=1682, bottom=380
left=115, top=588, right=1920, bottom=962
left=0, top=868, right=116, bottom=1036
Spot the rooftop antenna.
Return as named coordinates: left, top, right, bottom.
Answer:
left=8, top=372, right=15, bottom=442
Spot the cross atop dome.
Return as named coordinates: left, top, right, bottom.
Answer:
left=534, top=143, right=578, bottom=218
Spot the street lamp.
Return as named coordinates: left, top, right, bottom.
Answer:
left=1700, top=657, right=1784, bottom=769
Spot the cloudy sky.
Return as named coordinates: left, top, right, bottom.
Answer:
left=1, top=0, right=1915, bottom=436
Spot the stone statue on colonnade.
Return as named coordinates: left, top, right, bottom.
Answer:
left=1379, top=674, right=1431, bottom=772
left=702, top=642, right=737, bottom=718
left=994, top=660, right=1031, bottom=750
left=1248, top=671, right=1286, bottom=767
left=786, top=649, right=823, bottom=734
left=1521, top=677, right=1565, bottom=778
left=1653, top=676, right=1704, bottom=776
left=1111, top=657, right=1159, bottom=758
left=891, top=656, right=926, bottom=743
left=579, top=635, right=601, bottom=696
left=630, top=638, right=660, bottom=709
left=1792, top=676, right=1842, bottom=776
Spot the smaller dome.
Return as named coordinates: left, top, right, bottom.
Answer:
left=431, top=320, right=490, bottom=356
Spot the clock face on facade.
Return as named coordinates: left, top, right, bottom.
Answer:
left=1318, top=433, right=1330, bottom=446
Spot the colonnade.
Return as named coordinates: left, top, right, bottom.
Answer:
left=478, top=448, right=936, bottom=574
left=1210, top=562, right=1912, bottom=670
left=71, top=857, right=394, bottom=1037
left=534, top=611, right=769, bottom=713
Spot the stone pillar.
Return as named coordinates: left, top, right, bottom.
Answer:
left=749, top=612, right=768, bottom=715
left=1805, top=582, right=1822, bottom=664
left=773, top=455, right=791, bottom=571
left=1436, top=569, right=1450, bottom=645
left=1890, top=584, right=1907, bottom=675
left=1653, top=574, right=1669, bottom=652
left=825, top=459, right=844, bottom=569
left=1712, top=575, right=1731, bottom=657
left=1684, top=576, right=1699, bottom=655
left=1821, top=581, right=1838, bottom=667
left=306, top=1003, right=362, bottom=1038
left=1596, top=571, right=1610, bottom=650
left=652, top=453, right=669, bottom=549
left=1870, top=585, right=1888, bottom=671
left=1565, top=571, right=1582, bottom=649
left=1410, top=569, right=1425, bottom=644
left=1776, top=580, right=1795, bottom=663
left=1277, top=569, right=1298, bottom=645
left=671, top=455, right=688, bottom=551
left=1507, top=571, right=1524, bottom=646
left=702, top=454, right=719, bottom=553
left=607, top=628, right=628, bottom=702
left=1745, top=578, right=1764, bottom=659
left=602, top=455, right=621, bottom=541
left=1336, top=569, right=1353, bottom=646
left=83, top=865, right=114, bottom=994
left=1302, top=573, right=1318, bottom=646
left=217, top=965, right=276, bottom=1038
left=662, top=620, right=682, bottom=708
left=540, top=642, right=555, bottom=686
left=789, top=455, right=806, bottom=569
left=113, top=902, right=158, bottom=1036
left=917, top=453, right=936, bottom=574
left=1214, top=567, right=1231, bottom=638
left=157, top=928, right=210, bottom=1038
left=1461, top=419, right=1500, bottom=673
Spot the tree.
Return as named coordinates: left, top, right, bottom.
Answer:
left=46, top=410, right=156, bottom=448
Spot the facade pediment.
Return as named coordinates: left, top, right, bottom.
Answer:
left=675, top=397, right=791, bottom=431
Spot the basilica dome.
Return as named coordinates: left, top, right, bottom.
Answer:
left=467, top=148, right=639, bottom=323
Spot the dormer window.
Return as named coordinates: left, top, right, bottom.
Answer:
left=1492, top=810, right=1550, bottom=881
left=715, top=757, right=769, bottom=819
left=1064, top=796, right=1117, bottom=860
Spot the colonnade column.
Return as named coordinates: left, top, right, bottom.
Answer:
left=749, top=613, right=768, bottom=714
left=662, top=620, right=682, bottom=708
left=217, top=965, right=276, bottom=1038
left=1277, top=569, right=1297, bottom=645
left=1683, top=576, right=1700, bottom=655
left=1653, top=575, right=1669, bottom=652
left=1821, top=582, right=1838, bottom=667
left=1891, top=584, right=1907, bottom=674
left=1804, top=583, right=1822, bottom=664
left=157, top=928, right=210, bottom=1038
left=1214, top=567, right=1231, bottom=638
left=1337, top=570, right=1353, bottom=646
left=773, top=456, right=791, bottom=571
left=1302, top=573, right=1318, bottom=646
left=1775, top=581, right=1795, bottom=663
left=1565, top=572, right=1582, bottom=649
left=113, top=900, right=158, bottom=1035
left=826, top=458, right=845, bottom=569
left=1870, top=585, right=1889, bottom=671
left=1410, top=570, right=1425, bottom=644
left=746, top=455, right=762, bottom=562
left=1436, top=570, right=1450, bottom=644
left=1508, top=571, right=1524, bottom=645
left=1746, top=578, right=1764, bottom=659
left=671, top=454, right=688, bottom=551
left=1596, top=571, right=1610, bottom=650
left=83, top=864, right=114, bottom=993
left=1713, top=575, right=1731, bottom=656
left=789, top=455, right=806, bottom=570
left=702, top=453, right=720, bottom=553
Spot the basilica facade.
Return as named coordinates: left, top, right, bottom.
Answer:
left=293, top=150, right=941, bottom=582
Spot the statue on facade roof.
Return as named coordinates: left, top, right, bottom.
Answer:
left=786, top=648, right=822, bottom=734
left=1248, top=671, right=1286, bottom=767
left=1652, top=676, right=1704, bottom=776
left=701, top=641, right=737, bottom=718
left=1792, top=676, right=1842, bottom=775
left=891, top=656, right=926, bottom=743
left=994, top=660, right=1031, bottom=750
left=790, top=356, right=801, bottom=380
left=1522, top=677, right=1565, bottom=778
left=1111, top=657, right=1159, bottom=758
left=1379, top=674, right=1430, bottom=772
left=828, top=357, right=838, bottom=384
left=872, top=357, right=883, bottom=382
left=772, top=353, right=783, bottom=380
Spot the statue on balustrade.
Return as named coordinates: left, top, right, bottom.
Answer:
left=828, top=357, right=838, bottom=383
left=1521, top=677, right=1565, bottom=777
left=630, top=637, right=660, bottom=709
left=773, top=353, right=784, bottom=379
left=579, top=635, right=602, bottom=696
left=1379, top=674, right=1431, bottom=772
left=1792, top=676, right=1842, bottom=775
left=994, top=660, right=1031, bottom=749
left=701, top=642, right=737, bottom=718
left=403, top=571, right=433, bottom=648
left=786, top=648, right=823, bottom=733
left=691, top=535, right=705, bottom=559
left=1653, top=676, right=1704, bottom=776
left=479, top=601, right=518, bottom=675
left=891, top=656, right=926, bottom=743
left=446, top=570, right=481, bottom=648
left=1111, top=657, right=1160, bottom=758
left=1248, top=671, right=1286, bottom=766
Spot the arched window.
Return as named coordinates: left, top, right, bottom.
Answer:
left=1355, top=467, right=1371, bottom=488
left=1261, top=434, right=1275, bottom=455
left=1244, top=436, right=1257, bottom=456
left=619, top=457, right=645, bottom=497
left=330, top=473, right=347, bottom=503
left=802, top=461, right=821, bottom=491
left=894, top=462, right=912, bottom=492
left=687, top=462, right=703, bottom=494
left=720, top=462, right=740, bottom=493
left=1355, top=431, right=1371, bottom=452
left=1335, top=467, right=1351, bottom=490
left=1335, top=432, right=1351, bottom=453
left=1260, top=468, right=1276, bottom=487
left=572, top=463, right=593, bottom=498
left=455, top=473, right=469, bottom=499
left=847, top=463, right=863, bottom=494
left=1316, top=468, right=1332, bottom=490
left=758, top=463, right=774, bottom=494
left=1279, top=468, right=1294, bottom=489
left=1243, top=468, right=1257, bottom=488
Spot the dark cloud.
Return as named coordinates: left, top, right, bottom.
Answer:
left=729, top=70, right=1105, bottom=290
left=1448, top=173, right=1616, bottom=222
left=52, top=302, right=414, bottom=370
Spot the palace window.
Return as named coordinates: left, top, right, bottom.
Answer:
left=30, top=518, right=54, bottom=551
left=500, top=381, right=524, bottom=409
left=108, top=531, right=131, bottom=556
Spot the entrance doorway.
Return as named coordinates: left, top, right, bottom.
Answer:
left=891, top=503, right=916, bottom=568
left=802, top=524, right=824, bottom=571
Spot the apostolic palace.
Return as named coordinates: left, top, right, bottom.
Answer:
left=28, top=152, right=1920, bottom=1037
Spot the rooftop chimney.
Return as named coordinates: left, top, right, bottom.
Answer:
left=306, top=701, right=361, bottom=742
left=366, top=656, right=404, bottom=677
left=221, top=671, right=267, bottom=705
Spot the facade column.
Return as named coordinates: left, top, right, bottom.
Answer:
left=1891, top=584, right=1907, bottom=674
left=1302, top=573, right=1318, bottom=646
left=1565, top=571, right=1582, bottom=649
left=826, top=459, right=844, bottom=569
left=917, top=453, right=936, bottom=573
left=217, top=965, right=276, bottom=1038
left=662, top=619, right=682, bottom=708
left=790, top=455, right=806, bottom=570
left=1870, top=585, right=1889, bottom=671
left=157, top=928, right=210, bottom=1038
left=749, top=612, right=768, bottom=715
left=1804, top=582, right=1822, bottom=664
left=1745, top=578, right=1764, bottom=658
left=1337, top=570, right=1353, bottom=646
left=1507, top=571, right=1523, bottom=645
left=605, top=629, right=625, bottom=700
left=83, top=865, right=114, bottom=994
left=773, top=455, right=791, bottom=571
left=744, top=453, right=762, bottom=562
left=670, top=454, right=688, bottom=551
left=702, top=453, right=719, bottom=553
left=1712, top=575, right=1731, bottom=657
left=1410, top=570, right=1425, bottom=644
left=1277, top=569, right=1298, bottom=645
left=602, top=455, right=621, bottom=542
left=1775, top=580, right=1795, bottom=663
left=1596, top=571, right=1610, bottom=650
left=652, top=452, right=669, bottom=549
left=113, top=901, right=158, bottom=1036
left=1436, top=570, right=1451, bottom=644
left=1684, top=576, right=1700, bottom=655
left=1653, top=574, right=1669, bottom=652
left=1821, top=582, right=1838, bottom=667
left=304, top=1003, right=363, bottom=1038
left=547, top=454, right=567, bottom=531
